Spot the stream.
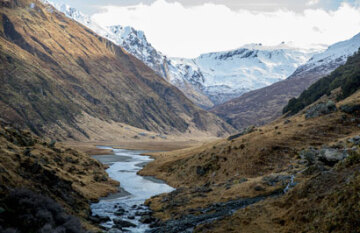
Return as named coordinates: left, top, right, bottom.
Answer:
left=91, top=147, right=174, bottom=233
left=90, top=146, right=298, bottom=233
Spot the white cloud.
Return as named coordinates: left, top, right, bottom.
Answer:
left=92, top=0, right=360, bottom=58
left=306, top=0, right=320, bottom=6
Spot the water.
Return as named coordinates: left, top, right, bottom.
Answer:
left=283, top=175, right=296, bottom=193
left=91, top=146, right=175, bottom=232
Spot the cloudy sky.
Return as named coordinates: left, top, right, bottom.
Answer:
left=52, top=0, right=360, bottom=58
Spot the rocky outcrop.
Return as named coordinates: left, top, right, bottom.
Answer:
left=299, top=146, right=351, bottom=166
left=305, top=100, right=337, bottom=119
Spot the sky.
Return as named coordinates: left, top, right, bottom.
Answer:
left=52, top=0, right=360, bottom=58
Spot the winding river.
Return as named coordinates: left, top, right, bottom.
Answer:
left=91, top=146, right=174, bottom=232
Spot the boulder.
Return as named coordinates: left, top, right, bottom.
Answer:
left=348, top=135, right=360, bottom=145
left=88, top=215, right=110, bottom=224
left=318, top=148, right=348, bottom=165
left=114, top=207, right=126, bottom=216
left=139, top=214, right=156, bottom=224
left=299, top=147, right=349, bottom=166
left=299, top=148, right=318, bottom=165
left=305, top=100, right=337, bottom=119
left=113, top=219, right=136, bottom=228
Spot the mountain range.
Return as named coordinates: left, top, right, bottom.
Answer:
left=0, top=0, right=234, bottom=140
left=49, top=2, right=320, bottom=108
left=211, top=32, right=360, bottom=129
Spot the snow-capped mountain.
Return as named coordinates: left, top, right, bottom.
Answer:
left=107, top=25, right=167, bottom=79
left=289, top=32, right=360, bottom=79
left=168, top=44, right=319, bottom=105
left=46, top=2, right=112, bottom=39
left=45, top=1, right=321, bottom=108
left=210, top=32, right=360, bottom=130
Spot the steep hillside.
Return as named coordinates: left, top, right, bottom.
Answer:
left=211, top=33, right=360, bottom=130
left=49, top=2, right=318, bottom=108
left=138, top=51, right=360, bottom=232
left=283, top=49, right=360, bottom=115
left=0, top=0, right=234, bottom=140
left=140, top=84, right=360, bottom=232
left=0, top=119, right=118, bottom=231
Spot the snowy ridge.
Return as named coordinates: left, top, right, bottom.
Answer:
left=289, top=33, right=360, bottom=79
left=168, top=45, right=319, bottom=104
left=43, top=1, right=322, bottom=107
left=108, top=25, right=167, bottom=78
left=43, top=1, right=114, bottom=40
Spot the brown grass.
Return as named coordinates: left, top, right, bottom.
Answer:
left=141, top=90, right=360, bottom=228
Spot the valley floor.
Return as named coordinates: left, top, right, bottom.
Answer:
left=134, top=91, right=360, bottom=233
left=63, top=137, right=216, bottom=155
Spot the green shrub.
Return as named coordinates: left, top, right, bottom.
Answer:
left=283, top=49, right=360, bottom=116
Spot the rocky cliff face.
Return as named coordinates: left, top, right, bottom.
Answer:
left=0, top=0, right=234, bottom=140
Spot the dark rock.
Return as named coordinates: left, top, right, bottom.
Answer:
left=196, top=166, right=206, bottom=176
left=348, top=136, right=360, bottom=145
left=135, top=211, right=151, bottom=216
left=147, top=193, right=280, bottom=233
left=262, top=175, right=292, bottom=186
left=89, top=215, right=110, bottom=224
left=299, top=148, right=318, bottom=165
left=284, top=119, right=291, bottom=124
left=254, top=185, right=265, bottom=191
left=128, top=215, right=135, bottom=220
left=94, top=174, right=108, bottom=182
left=135, top=211, right=142, bottom=216
left=340, top=104, right=360, bottom=114
left=115, top=209, right=126, bottom=216
left=140, top=214, right=155, bottom=224
left=305, top=100, right=337, bottom=119
left=299, top=147, right=349, bottom=167
left=193, top=186, right=212, bottom=193
left=113, top=219, right=136, bottom=228
left=303, top=163, right=327, bottom=175
left=23, top=148, right=33, bottom=157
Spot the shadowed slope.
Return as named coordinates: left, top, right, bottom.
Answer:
left=0, top=0, right=234, bottom=140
